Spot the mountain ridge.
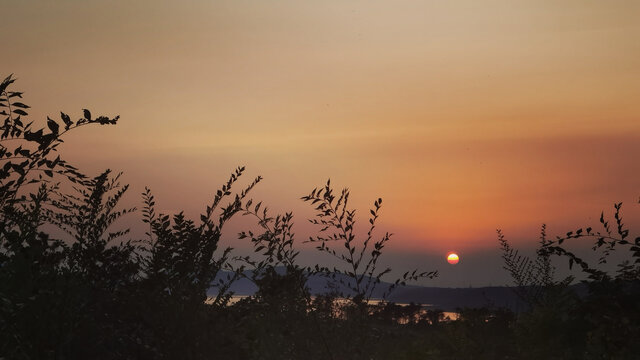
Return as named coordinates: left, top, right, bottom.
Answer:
left=208, top=268, right=560, bottom=311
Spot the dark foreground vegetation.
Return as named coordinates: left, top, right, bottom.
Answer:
left=1, top=75, right=639, bottom=359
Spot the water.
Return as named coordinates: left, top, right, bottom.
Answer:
left=208, top=295, right=459, bottom=321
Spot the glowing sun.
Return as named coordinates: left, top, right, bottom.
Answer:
left=447, top=252, right=460, bottom=265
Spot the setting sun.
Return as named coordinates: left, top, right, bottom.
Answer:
left=447, top=253, right=460, bottom=265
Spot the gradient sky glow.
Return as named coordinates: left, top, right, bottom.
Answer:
left=3, top=0, right=639, bottom=286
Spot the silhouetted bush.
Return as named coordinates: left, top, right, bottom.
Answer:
left=499, top=201, right=640, bottom=359
left=3, top=74, right=637, bottom=359
left=1, top=74, right=441, bottom=359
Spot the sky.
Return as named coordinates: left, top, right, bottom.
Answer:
left=3, top=0, right=639, bottom=286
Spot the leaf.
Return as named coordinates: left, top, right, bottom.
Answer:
left=47, top=117, right=59, bottom=134
left=0, top=74, right=14, bottom=93
left=60, top=112, right=73, bottom=129
left=11, top=102, right=30, bottom=109
left=83, top=109, right=92, bottom=120
left=24, top=129, right=43, bottom=142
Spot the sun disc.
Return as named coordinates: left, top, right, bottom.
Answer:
left=447, top=253, right=459, bottom=265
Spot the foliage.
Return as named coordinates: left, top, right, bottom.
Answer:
left=540, top=201, right=640, bottom=281
left=499, top=200, right=640, bottom=359
left=3, top=74, right=638, bottom=360
left=302, top=180, right=437, bottom=304
left=142, top=167, right=260, bottom=306
left=0, top=74, right=118, bottom=213
left=497, top=225, right=573, bottom=306
left=2, top=75, right=447, bottom=359
left=0, top=74, right=131, bottom=358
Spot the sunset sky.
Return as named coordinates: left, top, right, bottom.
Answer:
left=3, top=1, right=639, bottom=286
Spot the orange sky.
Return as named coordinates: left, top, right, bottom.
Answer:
left=3, top=0, right=639, bottom=285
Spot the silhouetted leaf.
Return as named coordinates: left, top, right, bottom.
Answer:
left=47, top=117, right=59, bottom=134
left=60, top=112, right=73, bottom=129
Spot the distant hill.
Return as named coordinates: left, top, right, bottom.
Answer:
left=386, top=285, right=526, bottom=311
left=209, top=269, right=389, bottom=298
left=209, top=268, right=543, bottom=311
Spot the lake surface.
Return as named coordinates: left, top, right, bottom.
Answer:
left=208, top=295, right=459, bottom=321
